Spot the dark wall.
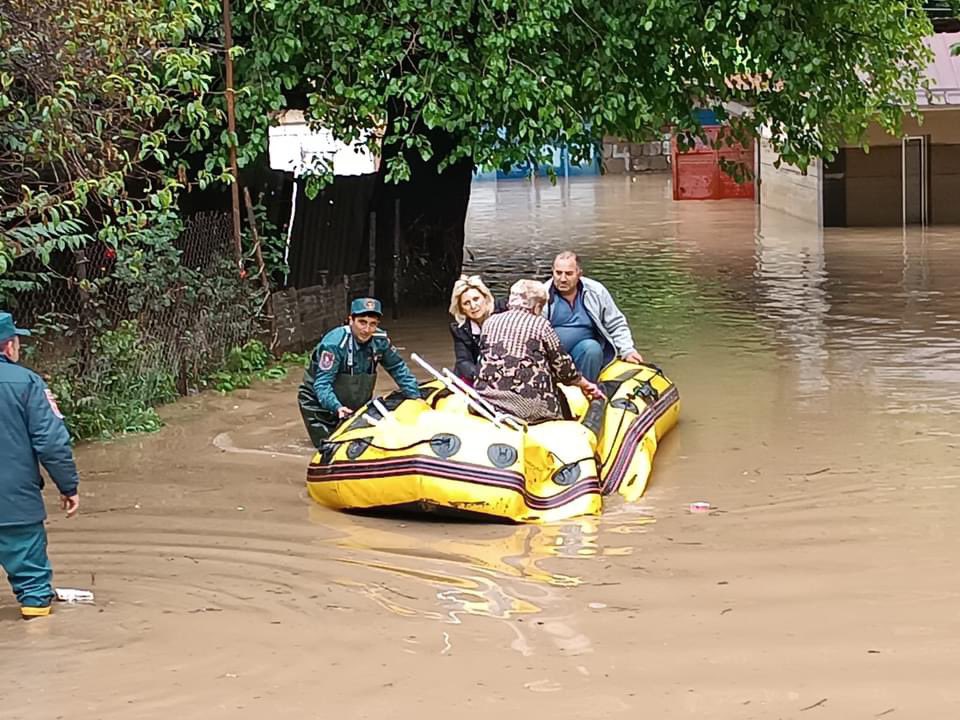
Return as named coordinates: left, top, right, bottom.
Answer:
left=822, top=150, right=847, bottom=227
left=930, top=144, right=960, bottom=224
left=285, top=175, right=377, bottom=289
left=837, top=144, right=960, bottom=227
left=843, top=147, right=903, bottom=226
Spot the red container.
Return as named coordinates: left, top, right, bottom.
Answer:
left=672, top=126, right=755, bottom=201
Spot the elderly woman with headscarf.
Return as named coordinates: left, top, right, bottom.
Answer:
left=475, top=279, right=604, bottom=423
left=448, top=274, right=497, bottom=384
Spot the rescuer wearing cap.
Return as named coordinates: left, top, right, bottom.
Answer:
left=0, top=312, right=80, bottom=619
left=297, top=297, right=422, bottom=447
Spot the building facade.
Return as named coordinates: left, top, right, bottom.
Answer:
left=758, top=31, right=960, bottom=228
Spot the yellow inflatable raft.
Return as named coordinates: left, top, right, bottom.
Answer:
left=306, top=360, right=679, bottom=522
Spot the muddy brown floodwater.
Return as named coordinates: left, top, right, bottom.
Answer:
left=4, top=176, right=960, bottom=719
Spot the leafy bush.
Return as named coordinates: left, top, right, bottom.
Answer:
left=46, top=321, right=177, bottom=440
left=203, top=340, right=288, bottom=393
left=0, top=0, right=223, bottom=283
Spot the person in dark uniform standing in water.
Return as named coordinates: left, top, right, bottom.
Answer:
left=0, top=312, right=80, bottom=619
left=298, top=297, right=422, bottom=447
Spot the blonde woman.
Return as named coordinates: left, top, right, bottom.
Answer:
left=448, top=274, right=496, bottom=383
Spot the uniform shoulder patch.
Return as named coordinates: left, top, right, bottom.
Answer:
left=318, top=350, right=336, bottom=371
left=45, top=388, right=64, bottom=419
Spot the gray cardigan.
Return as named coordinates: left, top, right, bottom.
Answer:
left=543, top=276, right=638, bottom=359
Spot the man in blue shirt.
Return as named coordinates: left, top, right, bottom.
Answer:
left=297, top=297, right=422, bottom=446
left=0, top=312, right=80, bottom=619
left=545, top=251, right=644, bottom=382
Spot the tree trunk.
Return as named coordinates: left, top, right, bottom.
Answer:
left=374, top=122, right=473, bottom=308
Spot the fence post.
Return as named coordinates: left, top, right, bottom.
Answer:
left=241, top=187, right=277, bottom=350
left=73, top=248, right=89, bottom=311
left=392, top=199, right=400, bottom=320
left=368, top=211, right=376, bottom=296
left=73, top=248, right=91, bottom=370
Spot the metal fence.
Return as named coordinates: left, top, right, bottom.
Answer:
left=8, top=212, right=262, bottom=438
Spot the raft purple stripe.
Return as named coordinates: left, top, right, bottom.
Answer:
left=308, top=456, right=600, bottom=510
left=602, top=384, right=680, bottom=495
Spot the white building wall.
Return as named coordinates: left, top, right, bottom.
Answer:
left=757, top=137, right=822, bottom=225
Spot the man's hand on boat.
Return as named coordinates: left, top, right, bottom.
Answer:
left=623, top=350, right=644, bottom=364
left=337, top=406, right=354, bottom=419
left=577, top=377, right=606, bottom=401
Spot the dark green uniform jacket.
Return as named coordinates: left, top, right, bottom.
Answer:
left=297, top=325, right=420, bottom=447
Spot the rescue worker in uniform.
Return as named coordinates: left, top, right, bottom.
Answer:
left=0, top=312, right=80, bottom=619
left=298, top=297, right=422, bottom=447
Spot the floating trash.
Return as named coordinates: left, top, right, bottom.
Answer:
left=55, top=588, right=95, bottom=604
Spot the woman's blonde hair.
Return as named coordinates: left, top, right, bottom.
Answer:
left=449, top=274, right=495, bottom=325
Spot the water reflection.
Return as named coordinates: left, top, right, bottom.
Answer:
left=305, top=507, right=652, bottom=657
left=465, top=175, right=960, bottom=419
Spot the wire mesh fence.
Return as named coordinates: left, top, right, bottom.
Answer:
left=8, top=211, right=263, bottom=439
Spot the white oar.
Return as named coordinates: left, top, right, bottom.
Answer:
left=371, top=397, right=391, bottom=419
left=441, top=368, right=497, bottom=414
left=411, top=353, right=503, bottom=428
left=441, top=368, right=525, bottom=431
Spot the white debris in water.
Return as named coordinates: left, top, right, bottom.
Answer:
left=55, top=588, right=95, bottom=604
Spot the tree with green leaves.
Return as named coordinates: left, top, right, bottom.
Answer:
left=217, top=0, right=947, bottom=301
left=0, top=0, right=223, bottom=291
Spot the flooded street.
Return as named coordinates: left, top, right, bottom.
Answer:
left=4, top=175, right=960, bottom=718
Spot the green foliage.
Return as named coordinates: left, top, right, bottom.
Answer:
left=46, top=321, right=176, bottom=441
left=16, top=206, right=266, bottom=441
left=203, top=339, right=288, bottom=392
left=279, top=351, right=310, bottom=368
left=44, top=332, right=296, bottom=441
left=0, top=0, right=226, bottom=290
left=215, top=0, right=940, bottom=185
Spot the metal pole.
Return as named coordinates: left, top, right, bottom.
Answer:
left=921, top=135, right=928, bottom=227
left=368, top=211, right=376, bottom=296
left=901, top=136, right=907, bottom=228
left=223, top=0, right=243, bottom=273
left=392, top=198, right=400, bottom=319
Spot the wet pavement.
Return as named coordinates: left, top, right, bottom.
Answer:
left=3, top=176, right=960, bottom=718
